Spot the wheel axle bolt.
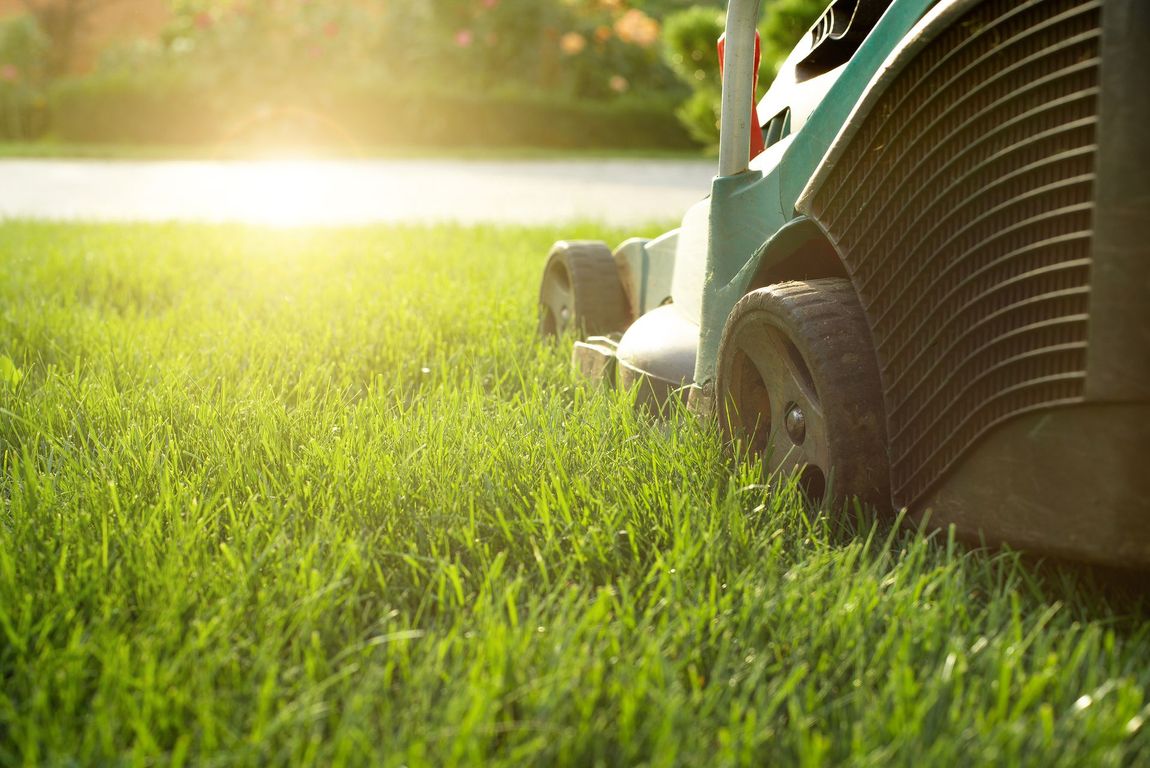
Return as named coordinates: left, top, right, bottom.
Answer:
left=785, top=404, right=806, bottom=444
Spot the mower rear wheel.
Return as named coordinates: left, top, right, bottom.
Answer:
left=538, top=240, right=632, bottom=339
left=715, top=279, right=890, bottom=507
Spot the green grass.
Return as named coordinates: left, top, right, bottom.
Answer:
left=0, top=221, right=1147, bottom=767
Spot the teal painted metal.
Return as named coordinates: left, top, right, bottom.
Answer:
left=694, top=170, right=779, bottom=387
left=693, top=0, right=937, bottom=388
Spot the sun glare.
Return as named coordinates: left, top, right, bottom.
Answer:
left=218, top=160, right=339, bottom=228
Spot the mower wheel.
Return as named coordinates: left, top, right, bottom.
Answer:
left=538, top=241, right=632, bottom=339
left=715, top=279, right=890, bottom=507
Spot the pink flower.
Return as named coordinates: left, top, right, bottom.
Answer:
left=454, top=29, right=474, bottom=47
left=0, top=64, right=19, bottom=83
left=194, top=11, right=212, bottom=30
left=481, top=0, right=498, bottom=8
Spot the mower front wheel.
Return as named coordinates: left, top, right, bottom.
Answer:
left=715, top=279, right=890, bottom=507
left=538, top=240, right=632, bottom=339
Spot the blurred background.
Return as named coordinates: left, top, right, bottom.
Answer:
left=0, top=0, right=825, bottom=155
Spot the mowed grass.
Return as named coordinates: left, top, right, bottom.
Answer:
left=0, top=221, right=1147, bottom=767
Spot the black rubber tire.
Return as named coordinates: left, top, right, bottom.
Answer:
left=715, top=278, right=890, bottom=508
left=537, top=240, right=632, bottom=339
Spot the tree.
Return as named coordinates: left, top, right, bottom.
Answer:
left=19, top=0, right=119, bottom=76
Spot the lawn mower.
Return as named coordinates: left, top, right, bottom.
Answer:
left=537, top=0, right=1150, bottom=567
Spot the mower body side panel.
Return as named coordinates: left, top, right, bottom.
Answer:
left=613, top=231, right=679, bottom=319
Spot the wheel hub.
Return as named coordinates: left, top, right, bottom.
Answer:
left=785, top=403, right=806, bottom=445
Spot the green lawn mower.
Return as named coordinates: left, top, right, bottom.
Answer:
left=537, top=0, right=1150, bottom=567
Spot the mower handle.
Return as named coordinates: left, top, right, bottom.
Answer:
left=718, top=0, right=764, bottom=177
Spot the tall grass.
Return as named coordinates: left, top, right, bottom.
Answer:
left=0, top=222, right=1146, bottom=766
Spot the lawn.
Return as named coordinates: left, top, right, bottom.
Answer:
left=0, top=222, right=1147, bottom=766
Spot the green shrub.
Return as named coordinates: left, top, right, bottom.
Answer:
left=673, top=85, right=721, bottom=147
left=661, top=0, right=826, bottom=150
left=326, top=83, right=695, bottom=150
left=663, top=5, right=724, bottom=87
left=0, top=15, right=51, bottom=140
left=50, top=72, right=222, bottom=144
left=39, top=0, right=696, bottom=150
left=662, top=6, right=724, bottom=146
left=48, top=73, right=696, bottom=150
left=153, top=0, right=682, bottom=107
left=760, top=0, right=828, bottom=80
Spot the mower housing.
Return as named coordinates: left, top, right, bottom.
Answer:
left=549, top=0, right=1150, bottom=567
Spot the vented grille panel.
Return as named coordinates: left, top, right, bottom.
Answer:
left=809, top=0, right=1098, bottom=507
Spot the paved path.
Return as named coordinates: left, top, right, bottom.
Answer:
left=0, top=158, right=715, bottom=227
